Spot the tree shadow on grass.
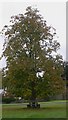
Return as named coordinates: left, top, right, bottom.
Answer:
left=3, top=107, right=65, bottom=111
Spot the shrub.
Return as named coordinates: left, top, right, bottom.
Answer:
left=2, top=97, right=16, bottom=104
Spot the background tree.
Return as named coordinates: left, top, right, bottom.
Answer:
left=61, top=61, right=68, bottom=99
left=2, top=6, right=64, bottom=107
left=64, top=61, right=68, bottom=81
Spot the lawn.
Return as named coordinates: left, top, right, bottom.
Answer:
left=2, top=100, right=67, bottom=118
left=0, top=104, right=2, bottom=119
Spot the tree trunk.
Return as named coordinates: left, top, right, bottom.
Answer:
left=27, top=81, right=40, bottom=108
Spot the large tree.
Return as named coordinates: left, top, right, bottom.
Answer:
left=2, top=6, right=64, bottom=107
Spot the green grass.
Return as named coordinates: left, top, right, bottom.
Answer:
left=2, top=100, right=67, bottom=118
left=0, top=104, right=2, bottom=119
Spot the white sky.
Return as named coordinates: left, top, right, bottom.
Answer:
left=0, top=0, right=66, bottom=68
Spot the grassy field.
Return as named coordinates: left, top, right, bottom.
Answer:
left=2, top=100, right=67, bottom=118
left=0, top=104, right=2, bottom=119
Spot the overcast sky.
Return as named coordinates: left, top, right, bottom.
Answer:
left=0, top=1, right=66, bottom=68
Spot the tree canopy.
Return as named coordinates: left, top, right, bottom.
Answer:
left=2, top=6, right=64, bottom=102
